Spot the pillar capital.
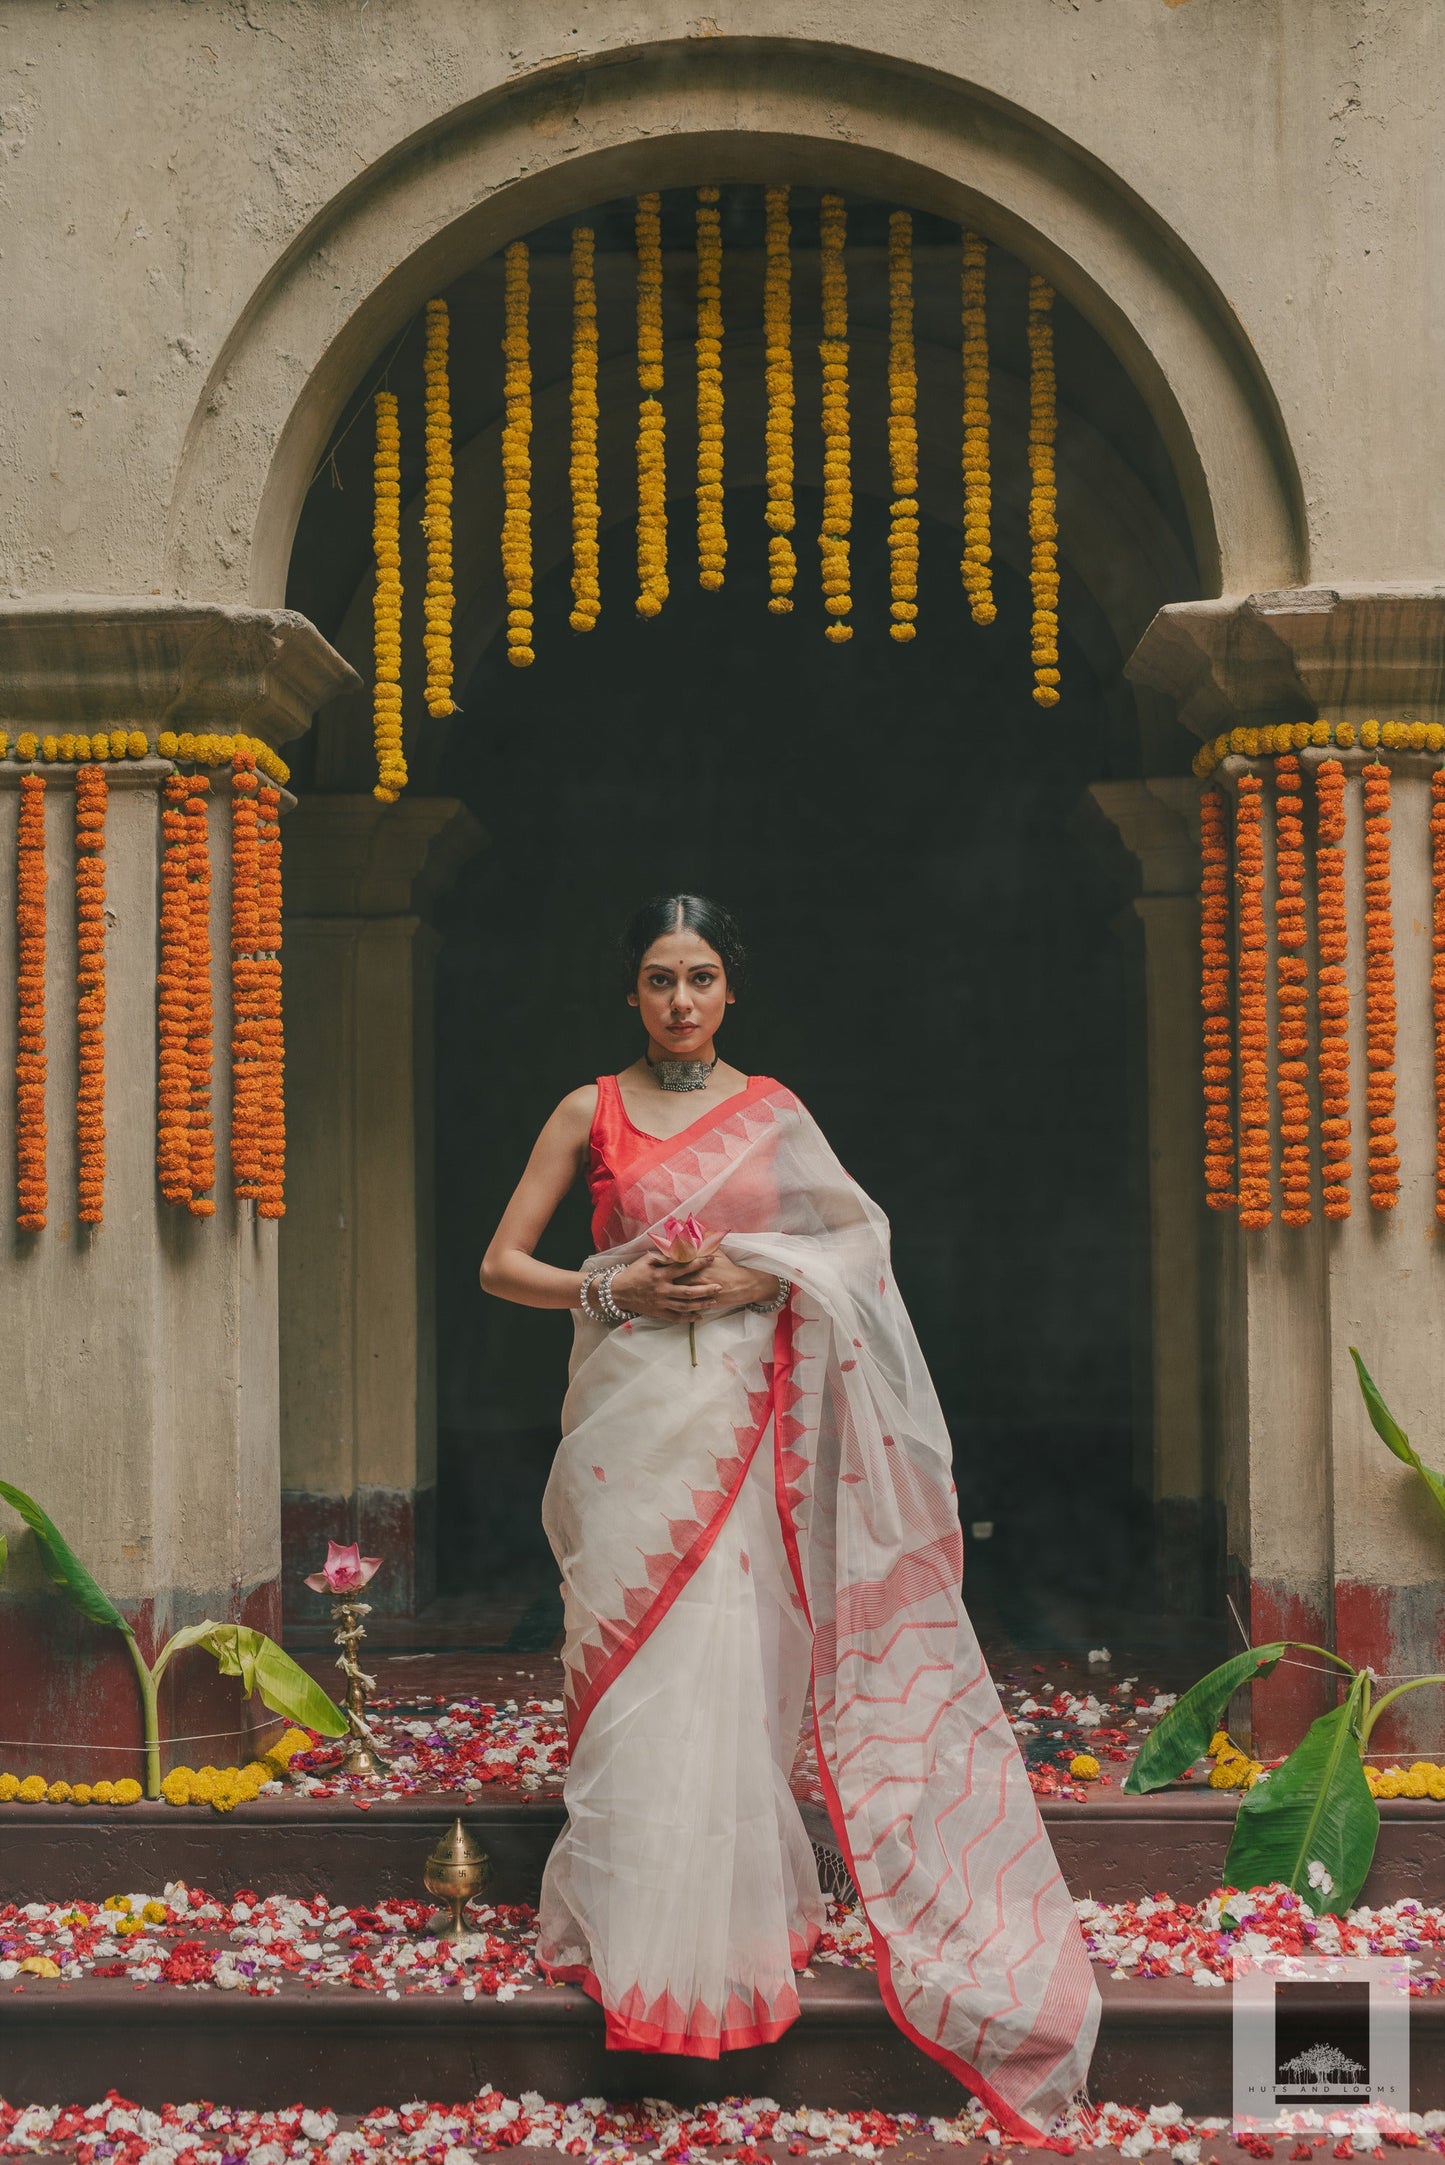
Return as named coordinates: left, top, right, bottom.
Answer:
left=282, top=794, right=485, bottom=919
left=0, top=597, right=358, bottom=747
left=1126, top=585, right=1445, bottom=737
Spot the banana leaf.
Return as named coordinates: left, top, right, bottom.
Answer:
left=0, top=1479, right=132, bottom=1636
left=1122, top=1643, right=1287, bottom=1794
left=1350, top=1346, right=1445, bottom=1527
left=155, top=1619, right=346, bottom=1736
left=1223, top=1681, right=1378, bottom=1917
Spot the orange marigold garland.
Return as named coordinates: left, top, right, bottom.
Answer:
left=1432, top=768, right=1445, bottom=1222
left=1027, top=274, right=1060, bottom=707
left=74, top=765, right=107, bottom=1226
left=501, top=241, right=535, bottom=666
left=763, top=186, right=796, bottom=614
left=960, top=231, right=995, bottom=626
left=229, top=750, right=263, bottom=1204
left=568, top=227, right=601, bottom=634
left=370, top=390, right=406, bottom=803
left=15, top=774, right=48, bottom=1231
left=817, top=191, right=852, bottom=643
left=184, top=776, right=215, bottom=1217
left=1199, top=787, right=1236, bottom=1211
left=1234, top=772, right=1272, bottom=1229
left=421, top=298, right=456, bottom=718
left=256, top=782, right=285, bottom=1219
left=1362, top=758, right=1400, bottom=1210
left=694, top=187, right=726, bottom=592
left=634, top=193, right=668, bottom=620
left=1314, top=756, right=1352, bottom=1219
left=157, top=773, right=193, bottom=1208
left=1272, top=757, right=1311, bottom=1225
left=886, top=210, right=918, bottom=643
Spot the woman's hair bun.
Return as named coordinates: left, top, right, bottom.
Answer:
left=621, top=893, right=748, bottom=993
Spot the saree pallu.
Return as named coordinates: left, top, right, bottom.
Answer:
left=537, top=1078, right=1099, bottom=2146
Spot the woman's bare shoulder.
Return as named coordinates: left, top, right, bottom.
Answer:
left=549, top=1082, right=600, bottom=1136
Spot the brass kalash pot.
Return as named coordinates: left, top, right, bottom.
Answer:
left=424, top=1817, right=491, bottom=1946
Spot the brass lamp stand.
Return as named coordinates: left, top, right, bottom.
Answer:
left=425, top=1818, right=491, bottom=1947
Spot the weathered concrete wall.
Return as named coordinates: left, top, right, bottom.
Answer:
left=0, top=0, right=1438, bottom=610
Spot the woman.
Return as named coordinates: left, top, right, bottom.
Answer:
left=480, top=895, right=1098, bottom=2148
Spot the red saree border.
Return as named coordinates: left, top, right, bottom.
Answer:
left=566, top=1304, right=795, bottom=1752
left=537, top=1958, right=806, bottom=2057
left=769, top=1321, right=1077, bottom=2153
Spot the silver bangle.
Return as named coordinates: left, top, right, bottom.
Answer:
left=747, top=1275, right=792, bottom=1315
left=591, top=1263, right=633, bottom=1328
left=578, top=1269, right=605, bottom=1321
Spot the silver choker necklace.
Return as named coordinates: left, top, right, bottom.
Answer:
left=647, top=1049, right=718, bottom=1093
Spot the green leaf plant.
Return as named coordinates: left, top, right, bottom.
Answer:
left=1121, top=1352, right=1445, bottom=1918
left=0, top=1480, right=346, bottom=1800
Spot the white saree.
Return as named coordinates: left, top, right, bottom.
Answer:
left=536, top=1076, right=1099, bottom=2145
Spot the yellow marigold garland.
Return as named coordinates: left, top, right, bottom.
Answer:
left=635, top=194, right=668, bottom=619
left=74, top=766, right=106, bottom=1226
left=185, top=776, right=216, bottom=1217
left=256, top=783, right=286, bottom=1219
left=1273, top=756, right=1311, bottom=1226
left=501, top=241, right=535, bottom=667
left=1433, top=769, right=1445, bottom=1223
left=229, top=750, right=263, bottom=1204
left=569, top=227, right=601, bottom=634
left=371, top=391, right=406, bottom=803
left=1235, top=773, right=1272, bottom=1229
left=695, top=188, right=725, bottom=593
left=1194, top=717, right=1445, bottom=779
left=421, top=299, right=455, bottom=718
left=763, top=187, right=796, bottom=614
left=15, top=774, right=47, bottom=1232
left=1027, top=275, right=1060, bottom=707
left=1362, top=758, right=1399, bottom=1210
left=818, top=192, right=852, bottom=644
left=1199, top=787, right=1235, bottom=1211
left=157, top=773, right=193, bottom=1209
left=886, top=211, right=918, bottom=643
left=960, top=231, right=995, bottom=626
left=1314, top=757, right=1351, bottom=1219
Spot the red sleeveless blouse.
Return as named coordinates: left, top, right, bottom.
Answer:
left=585, top=1072, right=780, bottom=1251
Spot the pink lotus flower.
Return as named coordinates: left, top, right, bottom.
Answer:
left=305, top=1541, right=383, bottom=1595
left=648, top=1214, right=724, bottom=1265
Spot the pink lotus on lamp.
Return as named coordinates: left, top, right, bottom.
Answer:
left=305, top=1541, right=383, bottom=1596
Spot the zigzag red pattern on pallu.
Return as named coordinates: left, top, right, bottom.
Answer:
left=538, top=1958, right=810, bottom=2057
left=600, top=1080, right=793, bottom=1247
left=562, top=1309, right=798, bottom=1749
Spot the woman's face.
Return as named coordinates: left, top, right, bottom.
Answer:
left=629, top=929, right=734, bottom=1056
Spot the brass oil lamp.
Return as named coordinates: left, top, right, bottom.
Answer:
left=424, top=1816, right=491, bottom=1944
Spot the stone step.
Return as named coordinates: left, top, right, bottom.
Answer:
left=2, top=1960, right=1443, bottom=2119
left=4, top=1789, right=1443, bottom=1909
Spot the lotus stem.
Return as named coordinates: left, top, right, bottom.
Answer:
left=689, top=1321, right=697, bottom=1368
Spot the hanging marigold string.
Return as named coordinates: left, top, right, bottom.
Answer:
left=15, top=774, right=47, bottom=1232
left=1235, top=773, right=1272, bottom=1229
left=1027, top=274, right=1060, bottom=708
left=569, top=227, right=601, bottom=634
left=960, top=231, right=995, bottom=626
left=157, top=772, right=193, bottom=1209
left=695, top=187, right=726, bottom=593
left=634, top=194, right=668, bottom=620
left=256, top=782, right=285, bottom=1219
left=1273, top=755, right=1311, bottom=1226
left=1314, top=756, right=1351, bottom=1219
left=886, top=211, right=918, bottom=644
left=74, top=765, right=106, bottom=1227
left=501, top=241, right=535, bottom=667
left=1432, top=768, right=1445, bottom=1223
left=229, top=750, right=263, bottom=1205
left=184, top=776, right=216, bottom=1218
left=421, top=298, right=456, bottom=718
left=818, top=191, right=852, bottom=644
left=1362, top=758, right=1400, bottom=1210
left=370, top=391, right=407, bottom=804
left=1199, top=787, right=1236, bottom=1212
left=763, top=186, right=796, bottom=615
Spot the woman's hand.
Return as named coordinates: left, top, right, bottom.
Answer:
left=671, top=1252, right=780, bottom=1312
left=610, top=1253, right=723, bottom=1320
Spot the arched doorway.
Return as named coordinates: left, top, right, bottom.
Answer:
left=279, top=180, right=1227, bottom=1653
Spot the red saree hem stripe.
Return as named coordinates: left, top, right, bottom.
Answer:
left=567, top=1318, right=792, bottom=1752
left=537, top=1960, right=803, bottom=2057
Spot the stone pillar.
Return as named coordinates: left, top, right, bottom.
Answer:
left=279, top=795, right=483, bottom=1621
left=1129, top=587, right=1445, bottom=1756
left=0, top=601, right=357, bottom=1782
left=1089, top=779, right=1221, bottom=1616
